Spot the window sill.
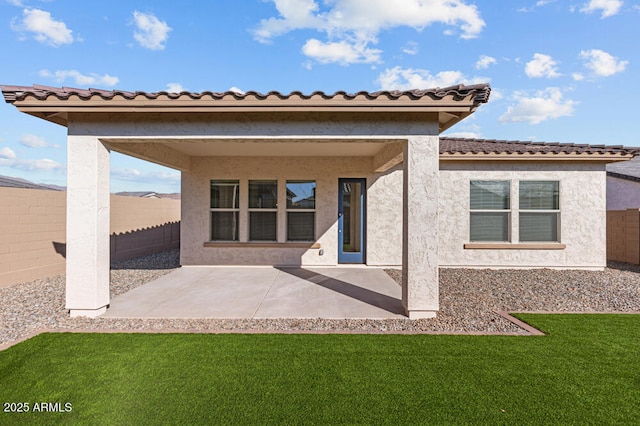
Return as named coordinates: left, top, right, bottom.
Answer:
left=464, top=243, right=566, bottom=250
left=204, top=242, right=321, bottom=249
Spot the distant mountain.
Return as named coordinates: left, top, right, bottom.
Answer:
left=0, top=175, right=65, bottom=191
left=0, top=175, right=180, bottom=198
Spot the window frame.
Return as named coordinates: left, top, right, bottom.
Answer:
left=248, top=180, right=278, bottom=242
left=469, top=180, right=511, bottom=242
left=209, top=179, right=240, bottom=242
left=467, top=179, right=562, bottom=247
left=208, top=178, right=320, bottom=244
left=518, top=180, right=560, bottom=243
left=286, top=180, right=316, bottom=242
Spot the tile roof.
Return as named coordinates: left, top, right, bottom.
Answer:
left=440, top=137, right=640, bottom=157
left=1, top=84, right=490, bottom=104
left=607, top=156, right=640, bottom=181
left=2, top=83, right=490, bottom=132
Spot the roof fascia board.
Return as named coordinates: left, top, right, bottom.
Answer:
left=607, top=171, right=640, bottom=183
left=13, top=104, right=478, bottom=114
left=440, top=153, right=633, bottom=162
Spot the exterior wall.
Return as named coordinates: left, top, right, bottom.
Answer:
left=111, top=222, right=180, bottom=262
left=110, top=195, right=181, bottom=233
left=181, top=157, right=403, bottom=267
left=438, top=161, right=607, bottom=269
left=0, top=187, right=66, bottom=286
left=367, top=165, right=403, bottom=266
left=182, top=156, right=610, bottom=269
left=607, top=209, right=640, bottom=264
left=607, top=176, right=640, bottom=210
left=0, top=187, right=181, bottom=287
left=109, top=195, right=180, bottom=261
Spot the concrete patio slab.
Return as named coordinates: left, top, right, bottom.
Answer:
left=101, top=266, right=405, bottom=319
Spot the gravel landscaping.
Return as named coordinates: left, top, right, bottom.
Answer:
left=1, top=249, right=639, bottom=346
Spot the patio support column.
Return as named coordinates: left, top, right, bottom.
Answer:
left=65, top=135, right=111, bottom=317
left=402, top=136, right=439, bottom=319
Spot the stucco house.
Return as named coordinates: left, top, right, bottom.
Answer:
left=1, top=84, right=637, bottom=319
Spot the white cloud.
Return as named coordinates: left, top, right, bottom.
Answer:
left=112, top=168, right=141, bottom=179
left=402, top=41, right=418, bottom=55
left=166, top=83, right=186, bottom=93
left=19, top=158, right=63, bottom=171
left=518, top=0, right=557, bottom=12
left=499, top=87, right=577, bottom=125
left=39, top=69, right=119, bottom=87
left=253, top=0, right=485, bottom=64
left=475, top=55, right=496, bottom=69
left=112, top=168, right=180, bottom=184
left=133, top=11, right=171, bottom=50
left=229, top=87, right=245, bottom=94
left=11, top=8, right=73, bottom=46
left=442, top=131, right=482, bottom=139
left=579, top=49, right=628, bottom=77
left=376, top=66, right=485, bottom=90
left=525, top=53, right=561, bottom=78
left=0, top=147, right=17, bottom=159
left=253, top=0, right=321, bottom=41
left=20, top=134, right=48, bottom=148
left=488, top=88, right=504, bottom=100
left=302, top=38, right=381, bottom=64
left=7, top=0, right=25, bottom=6
left=0, top=156, right=64, bottom=171
left=572, top=73, right=585, bottom=81
left=580, top=0, right=623, bottom=18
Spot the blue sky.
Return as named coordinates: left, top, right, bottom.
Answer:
left=0, top=0, right=638, bottom=193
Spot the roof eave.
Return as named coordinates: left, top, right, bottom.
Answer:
left=2, top=83, right=491, bottom=129
left=440, top=152, right=635, bottom=162
left=11, top=101, right=484, bottom=129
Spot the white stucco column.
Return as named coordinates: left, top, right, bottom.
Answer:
left=65, top=135, right=110, bottom=317
left=402, top=136, right=439, bottom=319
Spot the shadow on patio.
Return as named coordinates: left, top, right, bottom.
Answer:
left=102, top=266, right=405, bottom=319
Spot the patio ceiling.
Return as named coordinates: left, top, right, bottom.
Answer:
left=102, top=137, right=406, bottom=172
left=105, top=137, right=394, bottom=157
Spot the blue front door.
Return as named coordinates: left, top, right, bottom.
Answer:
left=338, top=178, right=366, bottom=264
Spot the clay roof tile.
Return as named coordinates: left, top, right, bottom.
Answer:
left=439, top=137, right=640, bottom=156
left=1, top=84, right=491, bottom=104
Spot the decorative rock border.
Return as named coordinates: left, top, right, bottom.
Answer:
left=1, top=250, right=639, bottom=350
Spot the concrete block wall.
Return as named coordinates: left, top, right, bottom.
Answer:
left=0, top=187, right=181, bottom=287
left=111, top=222, right=180, bottom=262
left=110, top=195, right=181, bottom=234
left=607, top=209, right=640, bottom=264
left=0, top=187, right=67, bottom=286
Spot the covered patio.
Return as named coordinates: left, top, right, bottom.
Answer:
left=1, top=84, right=491, bottom=320
left=103, top=266, right=404, bottom=319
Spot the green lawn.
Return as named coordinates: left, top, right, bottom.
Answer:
left=1, top=314, right=638, bottom=425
